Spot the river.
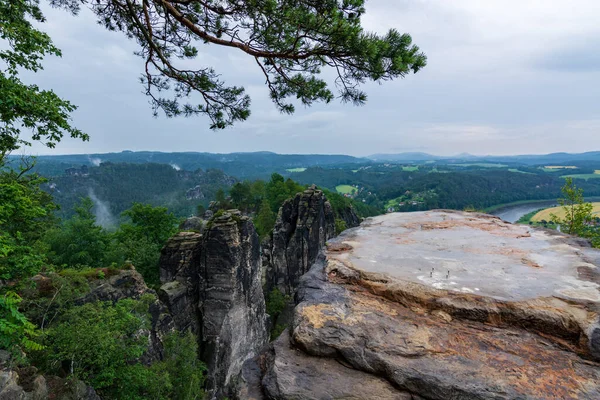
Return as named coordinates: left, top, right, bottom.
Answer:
left=489, top=201, right=559, bottom=223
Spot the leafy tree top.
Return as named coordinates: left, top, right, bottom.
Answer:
left=0, top=0, right=87, bottom=159
left=54, top=0, right=426, bottom=129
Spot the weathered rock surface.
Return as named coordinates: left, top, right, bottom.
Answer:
left=326, top=211, right=600, bottom=359
left=336, top=204, right=361, bottom=229
left=282, top=211, right=600, bottom=399
left=264, top=186, right=336, bottom=296
left=159, top=212, right=269, bottom=397
left=261, top=332, right=420, bottom=400
left=0, top=353, right=99, bottom=400
left=238, top=211, right=600, bottom=399
left=159, top=232, right=203, bottom=335
left=199, top=212, right=269, bottom=395
left=185, top=185, right=206, bottom=200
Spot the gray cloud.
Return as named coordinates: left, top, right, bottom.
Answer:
left=536, top=42, right=600, bottom=71
left=19, top=1, right=600, bottom=156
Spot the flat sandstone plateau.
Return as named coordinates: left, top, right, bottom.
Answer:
left=330, top=211, right=600, bottom=303
left=284, top=211, right=600, bottom=399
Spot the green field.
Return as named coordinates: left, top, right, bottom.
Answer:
left=508, top=168, right=533, bottom=174
left=336, top=185, right=357, bottom=194
left=286, top=167, right=306, bottom=173
left=402, top=166, right=419, bottom=172
left=532, top=202, right=600, bottom=222
left=453, top=163, right=508, bottom=168
left=561, top=174, right=600, bottom=180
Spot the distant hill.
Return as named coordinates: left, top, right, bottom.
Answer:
left=368, top=151, right=600, bottom=165
left=15, top=151, right=366, bottom=179
left=368, top=152, right=441, bottom=162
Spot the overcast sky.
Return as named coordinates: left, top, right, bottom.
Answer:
left=23, top=0, right=600, bottom=156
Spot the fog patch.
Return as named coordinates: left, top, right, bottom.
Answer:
left=170, top=163, right=181, bottom=171
left=88, top=189, right=116, bottom=229
left=88, top=156, right=102, bottom=167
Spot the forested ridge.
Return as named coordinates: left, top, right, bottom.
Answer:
left=46, top=162, right=236, bottom=220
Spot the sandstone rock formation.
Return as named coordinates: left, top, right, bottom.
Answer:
left=159, top=211, right=268, bottom=398
left=185, top=185, right=205, bottom=200
left=199, top=211, right=269, bottom=394
left=240, top=210, right=600, bottom=400
left=263, top=186, right=336, bottom=296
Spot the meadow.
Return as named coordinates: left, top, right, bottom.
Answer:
left=336, top=184, right=357, bottom=194
left=532, top=202, right=600, bottom=222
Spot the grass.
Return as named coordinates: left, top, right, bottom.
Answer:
left=453, top=163, right=508, bottom=168
left=532, top=202, right=600, bottom=222
left=508, top=168, right=534, bottom=174
left=402, top=166, right=419, bottom=172
left=286, top=167, right=306, bottom=173
left=336, top=184, right=357, bottom=195
left=516, top=209, right=546, bottom=224
left=561, top=174, right=600, bottom=181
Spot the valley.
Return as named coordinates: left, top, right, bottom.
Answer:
left=20, top=150, right=600, bottom=227
left=3, top=1, right=600, bottom=398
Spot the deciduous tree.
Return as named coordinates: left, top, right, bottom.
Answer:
left=551, top=177, right=593, bottom=235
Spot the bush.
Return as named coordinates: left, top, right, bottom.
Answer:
left=265, top=289, right=291, bottom=340
left=334, top=218, right=347, bottom=235
left=37, top=294, right=206, bottom=399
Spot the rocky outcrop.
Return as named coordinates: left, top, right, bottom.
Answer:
left=0, top=352, right=99, bottom=400
left=264, top=186, right=336, bottom=296
left=260, top=332, right=420, bottom=400
left=185, top=186, right=205, bottom=200
left=239, top=210, right=600, bottom=400
left=159, top=211, right=268, bottom=398
left=199, top=212, right=269, bottom=395
left=336, top=204, right=361, bottom=229
left=179, top=216, right=205, bottom=232
left=159, top=232, right=203, bottom=335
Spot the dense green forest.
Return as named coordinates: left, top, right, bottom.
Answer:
left=46, top=163, right=236, bottom=221
left=291, top=165, right=600, bottom=211
left=31, top=156, right=600, bottom=226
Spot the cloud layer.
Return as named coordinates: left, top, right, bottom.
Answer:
left=22, top=0, right=600, bottom=156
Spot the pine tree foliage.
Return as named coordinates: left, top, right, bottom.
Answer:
left=52, top=0, right=426, bottom=129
